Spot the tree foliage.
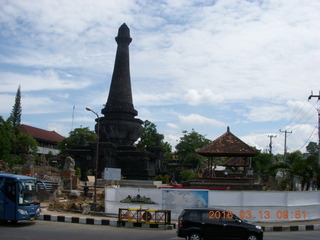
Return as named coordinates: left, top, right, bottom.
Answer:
left=137, top=120, right=164, bottom=148
left=252, top=153, right=274, bottom=182
left=137, top=120, right=173, bottom=161
left=0, top=115, right=38, bottom=167
left=306, top=141, right=318, bottom=155
left=180, top=169, right=196, bottom=181
left=175, top=129, right=211, bottom=168
left=58, top=127, right=96, bottom=150
left=0, top=116, right=14, bottom=160
left=12, top=133, right=38, bottom=155
left=270, top=151, right=319, bottom=190
left=10, top=85, right=22, bottom=127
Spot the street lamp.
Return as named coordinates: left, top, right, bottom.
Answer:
left=85, top=107, right=100, bottom=206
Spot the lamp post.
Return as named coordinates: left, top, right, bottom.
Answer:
left=85, top=107, right=99, bottom=205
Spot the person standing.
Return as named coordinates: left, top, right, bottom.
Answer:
left=83, top=182, right=89, bottom=199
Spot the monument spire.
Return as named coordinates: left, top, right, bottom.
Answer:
left=98, top=23, right=143, bottom=146
left=102, top=23, right=137, bottom=117
left=89, top=24, right=162, bottom=180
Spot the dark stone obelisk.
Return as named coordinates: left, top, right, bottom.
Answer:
left=90, top=23, right=163, bottom=179
left=98, top=23, right=143, bottom=146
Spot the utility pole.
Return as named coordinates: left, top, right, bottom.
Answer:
left=308, top=91, right=320, bottom=165
left=268, top=135, right=277, bottom=155
left=279, top=129, right=292, bottom=160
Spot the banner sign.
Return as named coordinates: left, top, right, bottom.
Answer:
left=104, top=168, right=121, bottom=181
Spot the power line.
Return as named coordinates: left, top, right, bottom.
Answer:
left=281, top=100, right=309, bottom=128
left=289, top=110, right=317, bottom=132
left=284, top=102, right=316, bottom=131
left=294, top=125, right=317, bottom=152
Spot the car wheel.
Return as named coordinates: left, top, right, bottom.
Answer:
left=188, top=232, right=202, bottom=240
left=246, top=234, right=258, bottom=240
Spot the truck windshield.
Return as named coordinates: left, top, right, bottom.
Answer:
left=18, top=179, right=40, bottom=206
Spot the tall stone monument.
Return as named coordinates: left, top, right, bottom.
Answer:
left=93, top=24, right=163, bottom=180
left=99, top=23, right=143, bottom=146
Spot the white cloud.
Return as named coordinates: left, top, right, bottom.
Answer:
left=184, top=89, right=225, bottom=106
left=0, top=70, right=91, bottom=92
left=285, top=123, right=318, bottom=152
left=167, top=123, right=180, bottom=129
left=0, top=94, right=14, bottom=113
left=55, top=116, right=95, bottom=123
left=245, top=105, right=289, bottom=122
left=244, top=100, right=316, bottom=123
left=240, top=133, right=267, bottom=153
left=22, top=94, right=70, bottom=114
left=179, top=113, right=226, bottom=127
left=164, top=134, right=181, bottom=150
left=134, top=92, right=181, bottom=106
left=241, top=123, right=317, bottom=154
left=0, top=0, right=319, bottom=155
left=47, top=123, right=70, bottom=138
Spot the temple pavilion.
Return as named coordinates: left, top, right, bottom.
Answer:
left=192, top=127, right=261, bottom=190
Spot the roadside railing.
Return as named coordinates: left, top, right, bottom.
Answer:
left=118, top=208, right=171, bottom=225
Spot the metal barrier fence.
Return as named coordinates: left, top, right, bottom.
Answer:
left=118, top=208, right=171, bottom=225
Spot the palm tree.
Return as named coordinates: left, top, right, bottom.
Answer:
left=270, top=151, right=319, bottom=190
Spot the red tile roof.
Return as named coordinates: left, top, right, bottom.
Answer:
left=20, top=124, right=65, bottom=143
left=196, top=127, right=260, bottom=157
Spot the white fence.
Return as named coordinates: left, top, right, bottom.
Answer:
left=105, top=188, right=320, bottom=222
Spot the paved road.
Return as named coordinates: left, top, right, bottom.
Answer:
left=0, top=221, right=319, bottom=240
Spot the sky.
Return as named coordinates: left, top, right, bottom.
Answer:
left=0, top=0, right=319, bottom=154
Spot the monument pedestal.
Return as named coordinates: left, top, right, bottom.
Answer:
left=60, top=171, right=78, bottom=190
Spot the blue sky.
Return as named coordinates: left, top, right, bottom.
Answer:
left=0, top=0, right=319, bottom=154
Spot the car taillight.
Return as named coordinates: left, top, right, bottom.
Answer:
left=178, top=217, right=183, bottom=227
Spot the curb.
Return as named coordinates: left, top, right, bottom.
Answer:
left=39, top=214, right=117, bottom=227
left=39, top=214, right=175, bottom=230
left=262, top=224, right=320, bottom=232
left=39, top=214, right=319, bottom=232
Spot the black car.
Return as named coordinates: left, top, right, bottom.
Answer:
left=177, top=208, right=263, bottom=240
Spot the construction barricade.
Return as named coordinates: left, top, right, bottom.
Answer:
left=118, top=208, right=171, bottom=226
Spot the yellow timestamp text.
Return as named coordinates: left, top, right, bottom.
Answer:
left=239, top=210, right=307, bottom=220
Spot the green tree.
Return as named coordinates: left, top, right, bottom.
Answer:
left=137, top=120, right=164, bottom=148
left=293, top=154, right=319, bottom=190
left=252, top=153, right=273, bottom=182
left=137, top=120, right=173, bottom=162
left=306, top=142, right=318, bottom=155
left=162, top=141, right=173, bottom=162
left=0, top=116, right=14, bottom=160
left=58, top=127, right=96, bottom=150
left=12, top=133, right=38, bottom=155
left=270, top=151, right=318, bottom=190
left=10, top=85, right=22, bottom=127
left=75, top=167, right=82, bottom=179
left=175, top=129, right=211, bottom=168
left=180, top=169, right=196, bottom=181
left=0, top=115, right=38, bottom=167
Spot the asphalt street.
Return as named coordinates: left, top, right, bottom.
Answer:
left=0, top=221, right=319, bottom=240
